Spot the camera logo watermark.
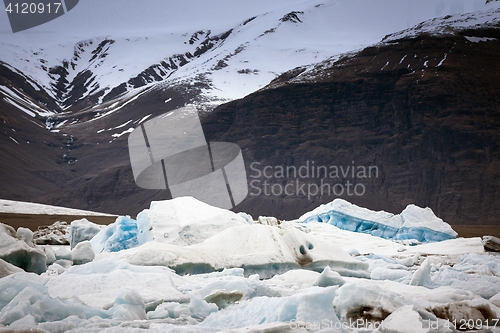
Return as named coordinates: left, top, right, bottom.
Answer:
left=4, top=0, right=79, bottom=33
left=249, top=161, right=378, bottom=200
left=128, top=105, right=248, bottom=210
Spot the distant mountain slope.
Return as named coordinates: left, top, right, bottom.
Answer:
left=202, top=7, right=500, bottom=224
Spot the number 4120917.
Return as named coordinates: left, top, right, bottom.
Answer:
left=5, top=2, right=62, bottom=14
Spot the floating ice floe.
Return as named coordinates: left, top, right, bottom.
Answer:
left=93, top=197, right=369, bottom=278
left=298, top=199, right=457, bottom=243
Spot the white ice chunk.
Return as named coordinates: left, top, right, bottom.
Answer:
left=0, top=223, right=47, bottom=274
left=333, top=282, right=407, bottom=323
left=16, top=227, right=33, bottom=246
left=72, top=241, right=95, bottom=265
left=268, top=269, right=320, bottom=290
left=0, top=258, right=23, bottom=278
left=313, top=266, right=345, bottom=287
left=69, top=218, right=105, bottom=249
left=258, top=216, right=280, bottom=226
left=90, top=216, right=138, bottom=253
left=45, top=263, right=66, bottom=276
left=490, top=292, right=500, bottom=307
left=0, top=278, right=109, bottom=326
left=110, top=288, right=147, bottom=320
left=136, top=197, right=247, bottom=246
left=379, top=305, right=429, bottom=333
left=410, top=257, right=433, bottom=287
left=43, top=245, right=56, bottom=266
left=204, top=289, right=243, bottom=309
left=238, top=212, right=255, bottom=224
left=8, top=314, right=37, bottom=330
left=55, top=246, right=72, bottom=260
left=188, top=294, right=218, bottom=320
left=399, top=204, right=457, bottom=238
left=183, top=271, right=278, bottom=306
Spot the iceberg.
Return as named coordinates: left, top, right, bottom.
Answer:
left=90, top=197, right=368, bottom=278
left=136, top=196, right=247, bottom=246
left=98, top=221, right=369, bottom=278
left=90, top=216, right=138, bottom=253
left=379, top=305, right=431, bottom=333
left=89, top=197, right=248, bottom=254
left=71, top=240, right=95, bottom=265
left=0, top=258, right=23, bottom=278
left=313, top=266, right=346, bottom=287
left=0, top=223, right=47, bottom=274
left=109, top=288, right=147, bottom=321
left=69, top=218, right=105, bottom=249
left=299, top=199, right=457, bottom=243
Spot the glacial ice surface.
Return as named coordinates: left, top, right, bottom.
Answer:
left=0, top=275, right=110, bottom=326
left=1, top=197, right=499, bottom=332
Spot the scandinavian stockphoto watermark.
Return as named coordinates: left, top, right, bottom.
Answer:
left=288, top=318, right=499, bottom=331
left=249, top=160, right=378, bottom=200
left=3, top=0, right=79, bottom=33
left=128, top=105, right=248, bottom=210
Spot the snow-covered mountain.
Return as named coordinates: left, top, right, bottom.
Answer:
left=0, top=0, right=496, bottom=115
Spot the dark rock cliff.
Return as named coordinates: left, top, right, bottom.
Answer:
left=202, top=30, right=500, bottom=224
